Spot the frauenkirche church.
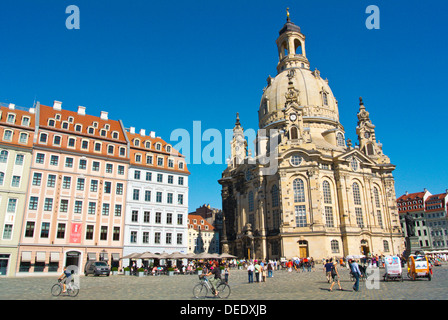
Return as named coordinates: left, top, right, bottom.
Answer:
left=219, top=10, right=404, bottom=260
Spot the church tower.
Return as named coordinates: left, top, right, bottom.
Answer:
left=356, top=97, right=391, bottom=164
left=229, top=113, right=247, bottom=168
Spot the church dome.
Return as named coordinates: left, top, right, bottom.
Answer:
left=258, top=15, right=341, bottom=131
left=258, top=67, right=340, bottom=129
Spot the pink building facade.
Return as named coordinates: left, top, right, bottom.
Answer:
left=17, top=102, right=129, bottom=275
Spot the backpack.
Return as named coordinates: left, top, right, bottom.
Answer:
left=331, top=265, right=337, bottom=276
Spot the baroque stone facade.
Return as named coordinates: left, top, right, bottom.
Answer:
left=219, top=13, right=404, bottom=260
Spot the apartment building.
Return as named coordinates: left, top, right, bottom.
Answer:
left=0, top=103, right=35, bottom=276
left=397, top=189, right=448, bottom=252
left=187, top=214, right=219, bottom=254
left=122, top=127, right=189, bottom=267
left=17, top=102, right=129, bottom=275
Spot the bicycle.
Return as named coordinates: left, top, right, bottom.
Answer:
left=193, top=275, right=231, bottom=299
left=51, top=279, right=79, bottom=297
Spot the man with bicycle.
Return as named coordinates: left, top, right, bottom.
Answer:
left=203, top=261, right=221, bottom=297
left=58, top=266, right=72, bottom=293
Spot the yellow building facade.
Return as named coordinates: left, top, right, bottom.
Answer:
left=0, top=103, right=35, bottom=277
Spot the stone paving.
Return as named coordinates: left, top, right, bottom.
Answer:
left=1, top=264, right=447, bottom=300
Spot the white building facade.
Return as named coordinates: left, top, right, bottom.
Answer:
left=122, top=128, right=189, bottom=266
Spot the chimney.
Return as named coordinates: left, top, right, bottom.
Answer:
left=140, top=129, right=146, bottom=136
left=8, top=103, right=15, bottom=110
left=53, top=101, right=62, bottom=110
left=100, top=111, right=108, bottom=120
left=29, top=108, right=35, bottom=114
left=78, top=106, right=86, bottom=115
left=150, top=131, right=156, bottom=138
left=130, top=127, right=135, bottom=134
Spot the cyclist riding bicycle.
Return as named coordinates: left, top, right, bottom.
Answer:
left=203, top=261, right=221, bottom=297
left=58, top=266, right=72, bottom=293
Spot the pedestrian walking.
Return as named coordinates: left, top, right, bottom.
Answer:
left=329, top=262, right=342, bottom=292
left=268, top=260, right=273, bottom=278
left=350, top=259, right=362, bottom=292
left=261, top=262, right=267, bottom=282
left=324, top=259, right=333, bottom=283
left=287, top=260, right=293, bottom=273
left=254, top=261, right=261, bottom=282
left=247, top=262, right=254, bottom=283
left=224, top=264, right=230, bottom=284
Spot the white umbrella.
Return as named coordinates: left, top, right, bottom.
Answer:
left=194, top=252, right=216, bottom=259
left=121, top=252, right=141, bottom=259
left=140, top=252, right=159, bottom=259
left=167, top=252, right=189, bottom=259
left=219, top=253, right=237, bottom=259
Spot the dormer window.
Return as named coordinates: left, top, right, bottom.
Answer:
left=68, top=116, right=74, bottom=123
left=336, top=133, right=345, bottom=147
left=145, top=141, right=151, bottom=149
left=22, top=117, right=30, bottom=126
left=53, top=135, right=62, bottom=146
left=134, top=139, right=140, bottom=147
left=351, top=157, right=359, bottom=171
left=62, top=121, right=69, bottom=130
left=112, top=131, right=119, bottom=139
left=55, top=114, right=61, bottom=121
left=88, top=127, right=95, bottom=134
left=100, top=129, right=107, bottom=137
left=39, top=133, right=48, bottom=143
left=322, top=92, right=328, bottom=106
left=156, top=143, right=161, bottom=151
left=93, top=122, right=98, bottom=128
left=48, top=119, right=55, bottom=127
left=7, top=114, right=15, bottom=124
left=75, top=124, right=82, bottom=132
left=3, top=130, right=13, bottom=141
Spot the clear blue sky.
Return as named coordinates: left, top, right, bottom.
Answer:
left=1, top=0, right=447, bottom=211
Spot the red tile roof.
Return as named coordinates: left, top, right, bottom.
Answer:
left=187, top=214, right=215, bottom=231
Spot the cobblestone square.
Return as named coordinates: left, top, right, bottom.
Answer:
left=1, top=264, right=447, bottom=301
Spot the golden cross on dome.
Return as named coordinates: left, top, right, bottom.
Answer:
left=286, top=7, right=290, bottom=21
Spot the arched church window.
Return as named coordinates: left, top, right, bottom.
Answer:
left=322, top=92, right=328, bottom=106
left=293, top=178, right=305, bottom=203
left=383, top=240, right=390, bottom=252
left=366, top=143, right=374, bottom=155
left=331, top=240, right=339, bottom=253
left=353, top=182, right=362, bottom=205
left=290, top=127, right=298, bottom=140
left=281, top=41, right=288, bottom=58
left=336, top=133, right=345, bottom=147
left=323, top=181, right=332, bottom=204
left=248, top=191, right=254, bottom=212
left=271, top=185, right=279, bottom=207
left=373, top=187, right=381, bottom=208
left=294, top=39, right=302, bottom=55
left=351, top=157, right=359, bottom=171
left=353, top=182, right=364, bottom=228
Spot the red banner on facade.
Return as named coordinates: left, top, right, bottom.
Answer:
left=70, top=223, right=82, bottom=243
